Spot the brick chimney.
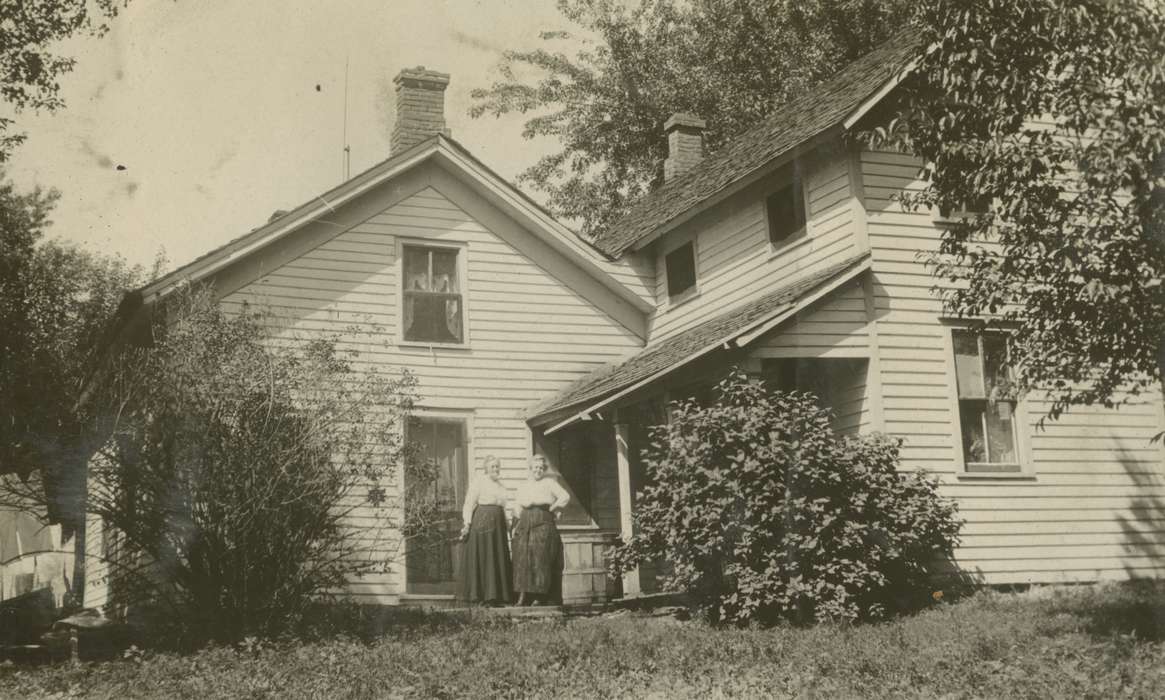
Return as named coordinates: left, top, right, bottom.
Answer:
left=663, top=113, right=705, bottom=182
left=390, top=66, right=451, bottom=155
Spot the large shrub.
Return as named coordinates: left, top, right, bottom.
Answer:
left=608, top=370, right=962, bottom=624
left=82, top=286, right=419, bottom=643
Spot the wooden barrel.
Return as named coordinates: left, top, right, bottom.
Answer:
left=560, top=530, right=620, bottom=605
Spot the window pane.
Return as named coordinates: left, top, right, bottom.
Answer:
left=404, top=295, right=463, bottom=343
left=959, top=399, right=988, bottom=464
left=953, top=331, right=985, bottom=399
left=403, top=247, right=430, bottom=291
left=767, top=182, right=804, bottom=243
left=665, top=242, right=696, bottom=297
left=985, top=401, right=1018, bottom=464
left=431, top=249, right=459, bottom=293
left=982, top=334, right=1013, bottom=400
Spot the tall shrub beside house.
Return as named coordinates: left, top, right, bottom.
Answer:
left=608, top=370, right=962, bottom=624
left=84, top=287, right=420, bottom=643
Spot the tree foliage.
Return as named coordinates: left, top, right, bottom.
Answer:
left=0, top=175, right=148, bottom=524
left=0, top=0, right=124, bottom=160
left=880, top=0, right=1165, bottom=418
left=58, top=288, right=420, bottom=643
left=470, top=0, right=909, bottom=237
left=607, top=371, right=962, bottom=624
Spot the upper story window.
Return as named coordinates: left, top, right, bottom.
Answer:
left=936, top=194, right=992, bottom=222
left=402, top=244, right=464, bottom=344
left=665, top=241, right=697, bottom=300
left=952, top=329, right=1021, bottom=472
left=766, top=177, right=806, bottom=246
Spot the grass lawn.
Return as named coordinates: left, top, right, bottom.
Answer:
left=2, top=581, right=1164, bottom=699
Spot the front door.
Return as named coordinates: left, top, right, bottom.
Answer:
left=405, top=417, right=468, bottom=594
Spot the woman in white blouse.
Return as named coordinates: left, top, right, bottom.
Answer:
left=511, top=454, right=570, bottom=606
left=457, top=455, right=513, bottom=605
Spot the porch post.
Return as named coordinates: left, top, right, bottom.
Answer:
left=615, top=421, right=641, bottom=597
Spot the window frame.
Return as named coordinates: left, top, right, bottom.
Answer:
left=662, top=237, right=699, bottom=305
left=764, top=160, right=810, bottom=251
left=400, top=409, right=475, bottom=596
left=396, top=238, right=470, bottom=349
left=934, top=194, right=993, bottom=225
left=942, top=324, right=1035, bottom=479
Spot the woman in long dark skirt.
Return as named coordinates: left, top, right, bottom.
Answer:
left=511, top=454, right=570, bottom=606
left=457, top=455, right=512, bottom=605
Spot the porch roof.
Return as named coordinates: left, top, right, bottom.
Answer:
left=529, top=252, right=871, bottom=432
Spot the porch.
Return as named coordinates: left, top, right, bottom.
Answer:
left=524, top=256, right=876, bottom=603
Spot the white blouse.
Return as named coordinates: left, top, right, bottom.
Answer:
left=461, top=475, right=510, bottom=528
left=512, top=476, right=570, bottom=515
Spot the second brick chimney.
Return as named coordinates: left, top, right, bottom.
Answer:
left=663, top=113, right=706, bottom=182
left=390, top=66, right=451, bottom=155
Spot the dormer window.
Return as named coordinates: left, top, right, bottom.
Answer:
left=665, top=241, right=697, bottom=300
left=766, top=178, right=806, bottom=246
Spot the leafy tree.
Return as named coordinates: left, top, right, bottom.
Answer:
left=0, top=0, right=124, bottom=161
left=0, top=176, right=148, bottom=527
left=607, top=370, right=962, bottom=624
left=879, top=0, right=1165, bottom=419
left=36, top=287, right=421, bottom=643
left=470, top=0, right=909, bottom=237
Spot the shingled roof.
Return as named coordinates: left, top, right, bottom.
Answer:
left=590, top=33, right=919, bottom=258
left=530, top=253, right=870, bottom=426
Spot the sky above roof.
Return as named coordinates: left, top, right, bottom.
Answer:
left=6, top=0, right=580, bottom=270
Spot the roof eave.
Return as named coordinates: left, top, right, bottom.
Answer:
left=433, top=142, right=654, bottom=314
left=841, top=57, right=918, bottom=131
left=532, top=255, right=872, bottom=433
left=140, top=137, right=443, bottom=304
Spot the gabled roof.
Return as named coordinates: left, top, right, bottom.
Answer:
left=590, top=32, right=919, bottom=258
left=530, top=253, right=871, bottom=432
left=140, top=134, right=652, bottom=314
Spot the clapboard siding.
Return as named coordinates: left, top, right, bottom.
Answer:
left=750, top=279, right=869, bottom=357
left=860, top=146, right=1165, bottom=586
left=647, top=147, right=861, bottom=342
left=212, top=186, right=642, bottom=604
left=832, top=360, right=872, bottom=436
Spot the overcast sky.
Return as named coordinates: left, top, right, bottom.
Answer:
left=7, top=0, right=582, bottom=271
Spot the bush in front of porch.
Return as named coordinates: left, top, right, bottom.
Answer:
left=608, top=369, right=962, bottom=625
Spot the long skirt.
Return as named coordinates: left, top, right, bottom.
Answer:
left=457, top=504, right=513, bottom=604
left=511, top=506, right=563, bottom=599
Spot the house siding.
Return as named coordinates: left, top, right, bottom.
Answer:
left=646, top=145, right=862, bottom=343
left=860, top=146, right=1165, bottom=585
left=217, top=185, right=642, bottom=604
left=749, top=279, right=870, bottom=359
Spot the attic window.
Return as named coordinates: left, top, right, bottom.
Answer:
left=766, top=179, right=806, bottom=245
left=402, top=244, right=464, bottom=344
left=665, top=241, right=697, bottom=299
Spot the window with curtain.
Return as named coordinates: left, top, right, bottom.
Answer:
left=404, top=416, right=469, bottom=593
left=953, top=330, right=1021, bottom=472
left=402, top=244, right=463, bottom=344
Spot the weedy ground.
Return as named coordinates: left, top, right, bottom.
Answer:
left=2, top=581, right=1163, bottom=699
